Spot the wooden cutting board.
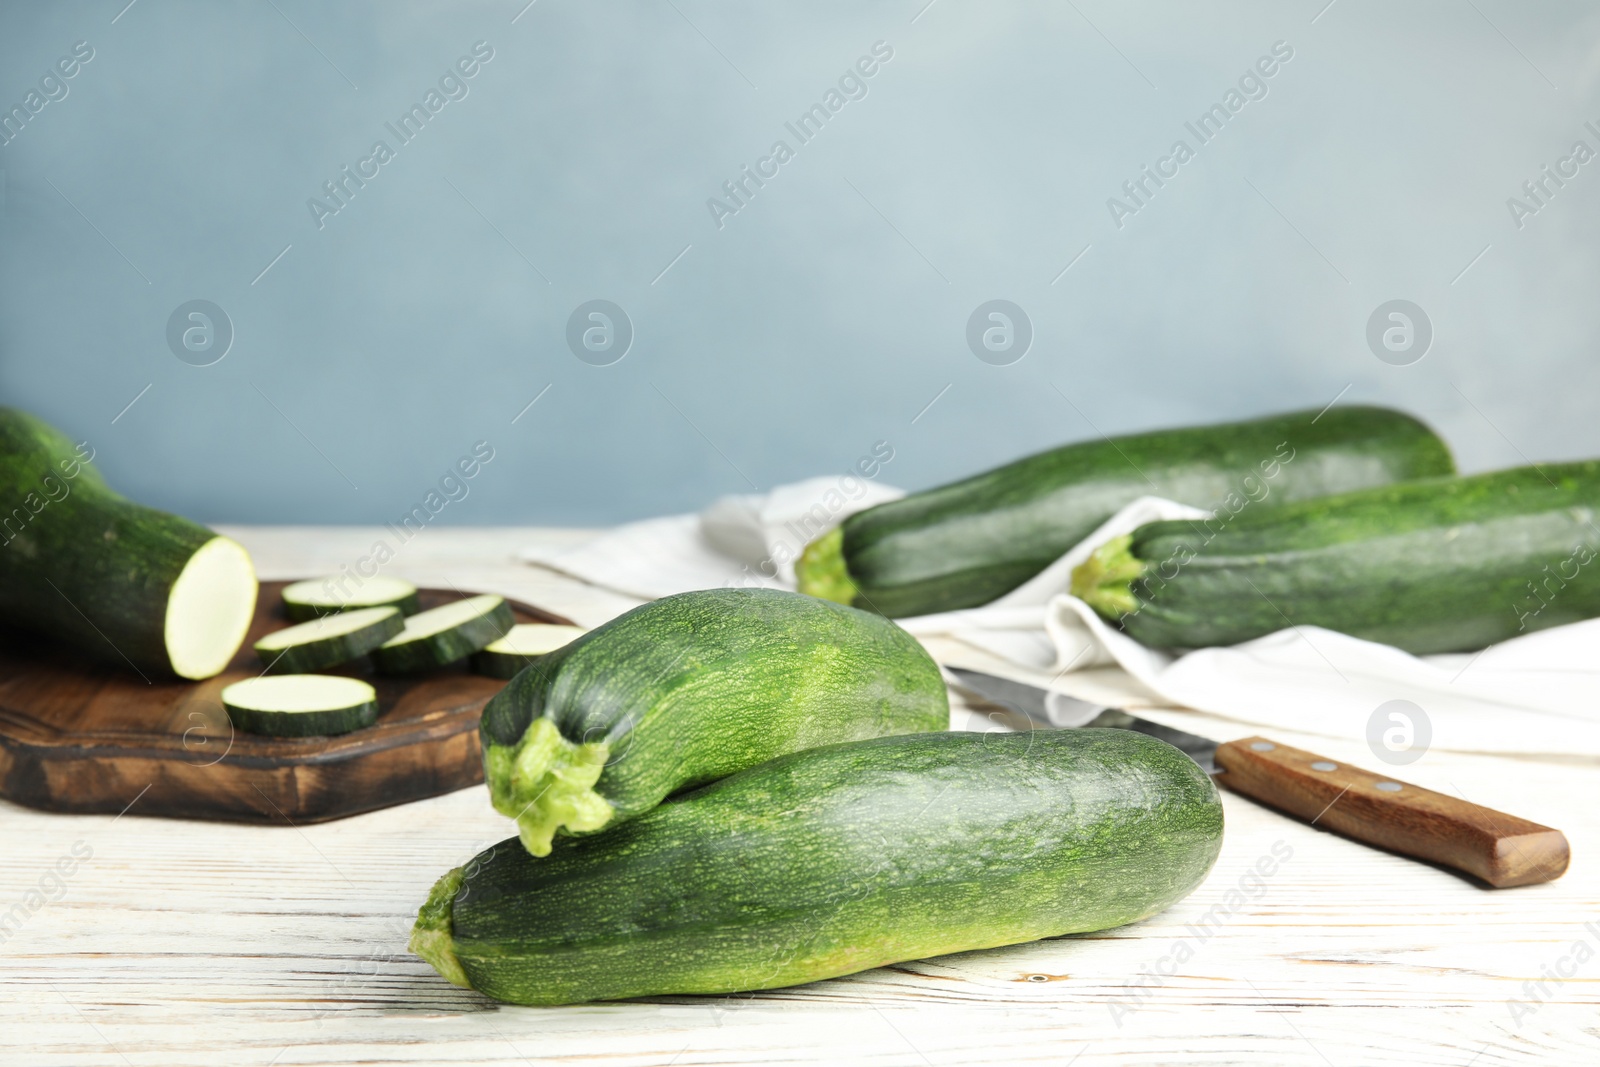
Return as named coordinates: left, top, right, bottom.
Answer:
left=0, top=582, right=574, bottom=825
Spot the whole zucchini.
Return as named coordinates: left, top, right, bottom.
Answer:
left=478, top=588, right=948, bottom=856
left=797, top=405, right=1453, bottom=617
left=1073, top=461, right=1600, bottom=654
left=0, top=408, right=258, bottom=679
left=414, top=729, right=1223, bottom=1004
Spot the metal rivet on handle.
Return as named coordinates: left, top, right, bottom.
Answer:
left=1375, top=781, right=1403, bottom=793
left=1250, top=741, right=1275, bottom=752
left=1310, top=761, right=1338, bottom=771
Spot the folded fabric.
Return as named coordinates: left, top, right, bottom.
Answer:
left=524, top=481, right=1600, bottom=756
left=519, top=476, right=902, bottom=600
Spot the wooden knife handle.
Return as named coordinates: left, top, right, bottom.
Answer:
left=1213, top=736, right=1569, bottom=888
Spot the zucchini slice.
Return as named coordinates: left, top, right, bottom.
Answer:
left=369, top=594, right=513, bottom=673
left=253, top=605, right=404, bottom=673
left=281, top=576, right=420, bottom=621
left=471, top=624, right=587, bottom=679
left=221, top=675, right=380, bottom=737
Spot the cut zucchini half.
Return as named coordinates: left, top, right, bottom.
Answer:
left=370, top=594, right=514, bottom=674
left=472, top=624, right=587, bottom=679
left=254, top=606, right=404, bottom=673
left=166, top=536, right=260, bottom=680
left=281, top=576, right=421, bottom=621
left=221, top=675, right=380, bottom=737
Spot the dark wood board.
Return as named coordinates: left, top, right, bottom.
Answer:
left=0, top=582, right=574, bottom=825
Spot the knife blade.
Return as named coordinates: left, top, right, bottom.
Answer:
left=948, top=667, right=1224, bottom=773
left=948, top=668, right=1570, bottom=889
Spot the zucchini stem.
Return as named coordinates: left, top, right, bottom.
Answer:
left=1069, top=534, right=1147, bottom=618
left=410, top=866, right=469, bottom=987
left=483, top=716, right=614, bottom=857
left=795, top=527, right=859, bottom=605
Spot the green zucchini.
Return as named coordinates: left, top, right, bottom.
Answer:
left=471, top=623, right=587, bottom=679
left=281, top=575, right=420, bottom=621
left=0, top=407, right=258, bottom=680
left=1072, top=461, right=1600, bottom=655
left=253, top=605, right=404, bottom=672
left=369, top=594, right=513, bottom=673
left=413, top=728, right=1223, bottom=1004
left=478, top=588, right=948, bottom=856
left=222, top=675, right=380, bottom=737
left=798, top=405, right=1454, bottom=617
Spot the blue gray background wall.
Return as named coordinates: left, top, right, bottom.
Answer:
left=2, top=1, right=1598, bottom=525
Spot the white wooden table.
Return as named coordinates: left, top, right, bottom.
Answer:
left=4, top=528, right=1595, bottom=1066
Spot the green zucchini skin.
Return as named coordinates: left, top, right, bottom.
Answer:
left=413, top=729, right=1224, bottom=1004
left=225, top=701, right=379, bottom=738
left=254, top=606, right=404, bottom=673
left=478, top=588, right=949, bottom=856
left=1082, top=461, right=1600, bottom=654
left=369, top=596, right=514, bottom=673
left=222, top=677, right=380, bottom=738
left=812, top=406, right=1454, bottom=617
left=471, top=648, right=548, bottom=680
left=0, top=407, right=255, bottom=678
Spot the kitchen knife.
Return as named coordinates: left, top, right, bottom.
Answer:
left=948, top=668, right=1569, bottom=888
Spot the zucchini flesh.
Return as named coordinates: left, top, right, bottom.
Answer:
left=253, top=606, right=404, bottom=673
left=164, top=536, right=260, bottom=679
left=369, top=594, right=513, bottom=673
left=471, top=623, right=586, bottom=679
left=478, top=588, right=948, bottom=857
left=281, top=576, right=420, bottom=621
left=413, top=729, right=1224, bottom=1004
left=0, top=407, right=258, bottom=679
left=222, top=675, right=379, bottom=737
left=799, top=405, right=1454, bottom=617
left=1073, top=461, right=1600, bottom=654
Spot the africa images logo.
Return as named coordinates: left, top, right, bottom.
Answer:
left=1105, top=40, right=1294, bottom=229
left=706, top=41, right=894, bottom=230
left=306, top=41, right=495, bottom=230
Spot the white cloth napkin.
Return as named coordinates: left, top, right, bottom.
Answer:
left=519, top=476, right=903, bottom=599
left=523, top=482, right=1600, bottom=756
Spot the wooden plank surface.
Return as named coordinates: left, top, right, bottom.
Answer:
left=2, top=527, right=1596, bottom=1066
